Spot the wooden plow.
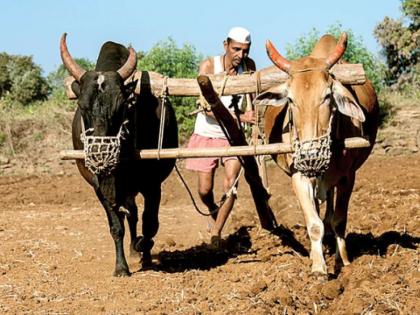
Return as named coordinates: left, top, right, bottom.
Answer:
left=60, top=63, right=370, bottom=231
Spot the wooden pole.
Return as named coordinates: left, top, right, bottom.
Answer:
left=64, top=64, right=366, bottom=99
left=196, top=74, right=278, bottom=231
left=60, top=137, right=371, bottom=160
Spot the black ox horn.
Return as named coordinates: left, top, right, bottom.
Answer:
left=60, top=33, right=137, bottom=82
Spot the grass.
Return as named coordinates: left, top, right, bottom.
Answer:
left=0, top=95, right=75, bottom=158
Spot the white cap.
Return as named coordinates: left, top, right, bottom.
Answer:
left=227, top=26, right=251, bottom=44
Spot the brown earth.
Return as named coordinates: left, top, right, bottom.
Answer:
left=0, top=94, right=419, bottom=314
left=0, top=153, right=419, bottom=314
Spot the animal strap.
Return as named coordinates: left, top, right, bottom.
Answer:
left=157, top=76, right=169, bottom=160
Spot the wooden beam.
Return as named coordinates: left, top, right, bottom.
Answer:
left=64, top=64, right=366, bottom=99
left=59, top=137, right=371, bottom=160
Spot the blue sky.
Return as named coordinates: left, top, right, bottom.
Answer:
left=1, top=0, right=402, bottom=75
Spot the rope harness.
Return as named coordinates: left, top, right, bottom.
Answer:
left=157, top=77, right=169, bottom=159
left=291, top=112, right=334, bottom=177
left=80, top=118, right=129, bottom=176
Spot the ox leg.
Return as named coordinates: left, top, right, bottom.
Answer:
left=136, top=187, right=161, bottom=267
left=323, top=189, right=335, bottom=236
left=124, top=196, right=139, bottom=257
left=332, top=175, right=355, bottom=268
left=100, top=201, right=130, bottom=277
left=292, top=173, right=327, bottom=275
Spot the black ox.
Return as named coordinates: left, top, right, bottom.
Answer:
left=60, top=34, right=178, bottom=276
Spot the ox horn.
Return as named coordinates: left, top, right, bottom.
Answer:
left=117, top=47, right=137, bottom=81
left=325, top=32, right=347, bottom=69
left=265, top=40, right=292, bottom=74
left=60, top=33, right=86, bottom=82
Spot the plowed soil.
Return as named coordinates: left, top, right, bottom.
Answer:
left=0, top=154, right=419, bottom=314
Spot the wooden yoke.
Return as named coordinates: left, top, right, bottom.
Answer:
left=197, top=75, right=278, bottom=231
left=64, top=64, right=366, bottom=99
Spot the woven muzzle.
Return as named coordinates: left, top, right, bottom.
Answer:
left=80, top=121, right=128, bottom=175
left=292, top=133, right=332, bottom=177
left=291, top=115, right=333, bottom=177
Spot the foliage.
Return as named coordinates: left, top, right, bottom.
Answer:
left=374, top=0, right=419, bottom=88
left=137, top=38, right=203, bottom=140
left=0, top=53, right=50, bottom=105
left=47, top=58, right=95, bottom=98
left=285, top=23, right=386, bottom=93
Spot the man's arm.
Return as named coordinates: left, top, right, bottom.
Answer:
left=199, top=57, right=214, bottom=75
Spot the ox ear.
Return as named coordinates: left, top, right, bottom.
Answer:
left=253, top=83, right=289, bottom=107
left=332, top=80, right=365, bottom=122
left=71, top=80, right=81, bottom=98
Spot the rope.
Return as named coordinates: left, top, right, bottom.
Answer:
left=219, top=75, right=229, bottom=96
left=157, top=76, right=168, bottom=160
left=252, top=70, right=261, bottom=146
left=189, top=74, right=230, bottom=116
left=174, top=163, right=243, bottom=217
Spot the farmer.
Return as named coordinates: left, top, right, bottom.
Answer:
left=186, top=26, right=256, bottom=246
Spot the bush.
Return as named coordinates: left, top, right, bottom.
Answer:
left=137, top=38, right=203, bottom=140
left=0, top=131, right=6, bottom=148
left=374, top=0, right=419, bottom=88
left=0, top=53, right=50, bottom=105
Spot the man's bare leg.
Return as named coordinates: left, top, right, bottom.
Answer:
left=197, top=170, right=218, bottom=228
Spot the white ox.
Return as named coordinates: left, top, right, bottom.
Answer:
left=255, top=33, right=379, bottom=274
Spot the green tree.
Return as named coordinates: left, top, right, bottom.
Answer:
left=137, top=38, right=203, bottom=140
left=285, top=23, right=386, bottom=92
left=47, top=58, right=95, bottom=98
left=0, top=53, right=50, bottom=105
left=374, top=0, right=419, bottom=88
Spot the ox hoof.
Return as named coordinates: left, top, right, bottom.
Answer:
left=129, top=244, right=141, bottom=258
left=311, top=264, right=328, bottom=276
left=134, top=236, right=154, bottom=252
left=311, top=271, right=329, bottom=282
left=140, top=253, right=153, bottom=270
left=113, top=268, right=131, bottom=277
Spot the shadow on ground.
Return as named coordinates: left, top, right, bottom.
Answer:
left=347, top=230, right=419, bottom=259
left=150, top=226, right=254, bottom=273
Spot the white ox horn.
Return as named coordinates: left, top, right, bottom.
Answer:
left=117, top=46, right=137, bottom=81
left=325, top=32, right=347, bottom=69
left=60, top=33, right=86, bottom=82
left=60, top=33, right=137, bottom=82
left=265, top=40, right=292, bottom=74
